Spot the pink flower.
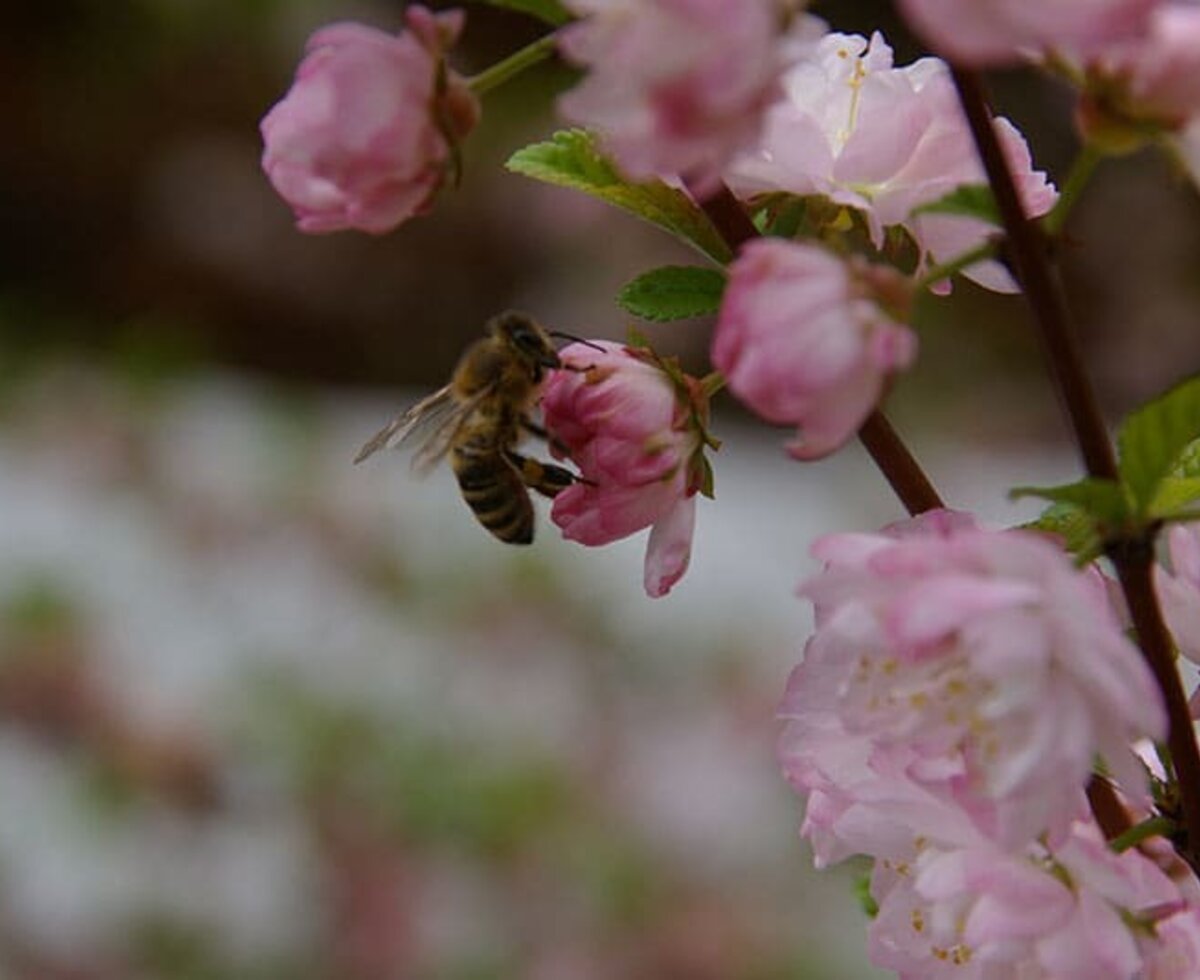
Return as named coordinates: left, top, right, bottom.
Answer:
left=1144, top=907, right=1200, bottom=978
left=712, top=239, right=916, bottom=460
left=260, top=8, right=479, bottom=234
left=1079, top=4, right=1200, bottom=148
left=726, top=31, right=1057, bottom=292
left=783, top=510, right=1165, bottom=851
left=1156, top=523, right=1200, bottom=665
left=895, top=0, right=1156, bottom=67
left=541, top=342, right=715, bottom=598
left=556, top=0, right=821, bottom=195
left=868, top=819, right=1184, bottom=978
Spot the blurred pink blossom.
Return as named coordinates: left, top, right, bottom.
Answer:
left=557, top=0, right=822, bottom=196
left=1079, top=3, right=1200, bottom=151
left=541, top=341, right=714, bottom=598
left=726, top=31, right=1057, bottom=292
left=260, top=8, right=479, bottom=234
left=1144, top=907, right=1200, bottom=978
left=868, top=819, right=1185, bottom=979
left=895, top=0, right=1155, bottom=66
left=1156, top=523, right=1200, bottom=666
left=712, top=239, right=916, bottom=460
left=781, top=510, right=1165, bottom=852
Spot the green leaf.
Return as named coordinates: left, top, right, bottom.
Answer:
left=1150, top=476, right=1200, bottom=519
left=1011, top=477, right=1128, bottom=524
left=1020, top=502, right=1103, bottom=564
left=1172, top=437, right=1200, bottom=478
left=470, top=0, right=571, bottom=26
left=617, top=266, right=726, bottom=322
left=1010, top=479, right=1129, bottom=562
left=506, top=130, right=734, bottom=264
left=912, top=184, right=1000, bottom=225
left=1117, top=375, right=1200, bottom=515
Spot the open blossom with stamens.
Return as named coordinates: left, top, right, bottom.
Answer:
left=557, top=0, right=823, bottom=196
left=895, top=0, right=1155, bottom=67
left=781, top=510, right=1165, bottom=851
left=260, top=7, right=479, bottom=234
left=541, top=341, right=715, bottom=598
left=712, top=239, right=916, bottom=460
left=726, top=31, right=1056, bottom=292
left=867, top=819, right=1187, bottom=979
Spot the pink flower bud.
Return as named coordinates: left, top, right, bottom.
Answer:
left=712, top=239, right=916, bottom=460
left=1079, top=3, right=1200, bottom=148
left=556, top=0, right=820, bottom=195
left=541, top=342, right=714, bottom=598
left=260, top=8, right=479, bottom=235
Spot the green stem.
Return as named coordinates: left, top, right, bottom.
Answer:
left=1044, top=143, right=1103, bottom=236
left=1110, top=815, right=1178, bottom=853
left=466, top=34, right=559, bottom=97
left=914, top=241, right=997, bottom=292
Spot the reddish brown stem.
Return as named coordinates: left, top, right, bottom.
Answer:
left=1115, top=543, right=1200, bottom=867
left=690, top=180, right=943, bottom=517
left=950, top=68, right=1117, bottom=480
left=857, top=412, right=944, bottom=514
left=950, top=66, right=1200, bottom=869
left=1087, top=775, right=1134, bottom=841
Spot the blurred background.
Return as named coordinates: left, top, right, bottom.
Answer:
left=1, top=1, right=1198, bottom=978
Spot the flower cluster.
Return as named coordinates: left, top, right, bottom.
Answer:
left=894, top=0, right=1200, bottom=180
left=779, top=511, right=1184, bottom=975
left=259, top=5, right=1200, bottom=976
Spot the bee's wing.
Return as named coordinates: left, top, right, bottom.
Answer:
left=409, top=385, right=494, bottom=474
left=353, top=385, right=458, bottom=465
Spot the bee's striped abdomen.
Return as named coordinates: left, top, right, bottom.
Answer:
left=452, top=439, right=535, bottom=545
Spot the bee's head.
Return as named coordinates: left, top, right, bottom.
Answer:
left=490, top=311, right=561, bottom=370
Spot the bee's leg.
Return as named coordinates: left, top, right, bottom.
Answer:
left=520, top=417, right=574, bottom=458
left=504, top=449, right=579, bottom=499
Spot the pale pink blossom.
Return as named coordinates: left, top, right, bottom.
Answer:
left=712, top=239, right=916, bottom=460
left=868, top=819, right=1184, bottom=979
left=726, top=31, right=1057, bottom=292
left=541, top=341, right=714, bottom=598
left=260, top=8, right=479, bottom=234
left=1143, top=907, right=1200, bottom=978
left=1156, top=523, right=1200, bottom=665
left=895, top=0, right=1156, bottom=67
left=1079, top=3, right=1200, bottom=151
left=783, top=510, right=1165, bottom=851
left=557, top=0, right=821, bottom=196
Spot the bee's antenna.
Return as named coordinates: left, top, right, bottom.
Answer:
left=549, top=331, right=606, bottom=353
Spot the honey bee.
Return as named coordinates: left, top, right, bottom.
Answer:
left=354, top=311, right=580, bottom=544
